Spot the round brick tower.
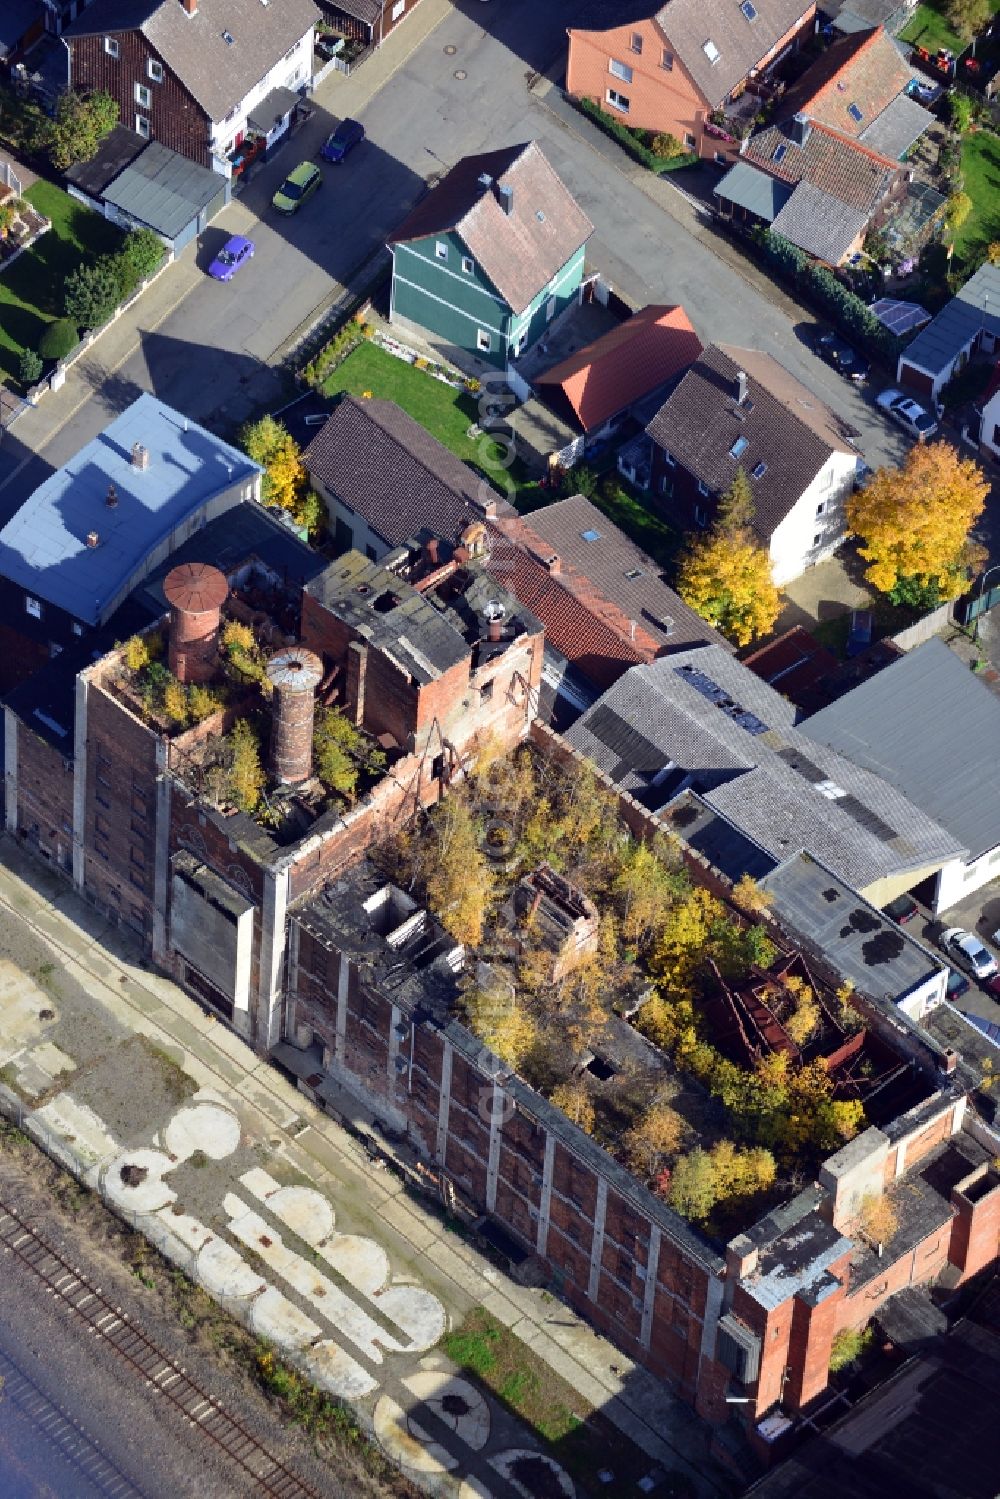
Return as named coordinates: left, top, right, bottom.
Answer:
left=163, top=562, right=228, bottom=685
left=266, top=647, right=323, bottom=784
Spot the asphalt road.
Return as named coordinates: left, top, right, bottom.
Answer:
left=0, top=0, right=986, bottom=544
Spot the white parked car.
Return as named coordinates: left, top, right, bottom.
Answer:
left=876, top=388, right=938, bottom=441
left=939, top=927, right=998, bottom=982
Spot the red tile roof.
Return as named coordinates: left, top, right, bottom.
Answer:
left=485, top=496, right=730, bottom=690
left=534, top=305, right=702, bottom=434
left=778, top=27, right=911, bottom=142
left=743, top=626, right=840, bottom=713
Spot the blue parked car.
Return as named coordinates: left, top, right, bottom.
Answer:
left=320, top=118, right=365, bottom=163
left=208, top=234, right=255, bottom=282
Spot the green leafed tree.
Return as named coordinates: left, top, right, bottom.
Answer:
left=946, top=0, right=991, bottom=42
left=64, top=259, right=120, bottom=329
left=227, top=719, right=266, bottom=813
left=47, top=90, right=119, bottom=171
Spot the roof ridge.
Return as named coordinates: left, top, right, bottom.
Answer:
left=807, top=118, right=899, bottom=171
left=711, top=345, right=841, bottom=455
left=342, top=395, right=484, bottom=505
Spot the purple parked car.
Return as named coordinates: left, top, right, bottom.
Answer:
left=208, top=235, right=255, bottom=282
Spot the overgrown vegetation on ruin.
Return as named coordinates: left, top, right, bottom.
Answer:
left=383, top=743, right=868, bottom=1237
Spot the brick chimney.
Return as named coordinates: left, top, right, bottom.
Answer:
left=178, top=0, right=198, bottom=13
left=164, top=562, right=228, bottom=684
left=266, top=647, right=323, bottom=783
left=131, top=442, right=150, bottom=470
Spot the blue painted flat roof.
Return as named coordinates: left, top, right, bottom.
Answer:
left=0, top=393, right=261, bottom=625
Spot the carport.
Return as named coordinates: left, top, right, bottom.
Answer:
left=101, top=142, right=229, bottom=254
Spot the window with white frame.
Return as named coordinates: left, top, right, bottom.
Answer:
left=697, top=479, right=710, bottom=496
left=435, top=240, right=448, bottom=260
left=391, top=0, right=405, bottom=17
left=104, top=36, right=119, bottom=58
left=694, top=505, right=708, bottom=527
left=813, top=533, right=822, bottom=547
left=714, top=152, right=727, bottom=165
left=816, top=501, right=826, bottom=515
left=135, top=115, right=150, bottom=138
left=147, top=58, right=163, bottom=83
left=476, top=329, right=491, bottom=352
left=662, top=449, right=676, bottom=467
left=661, top=49, right=674, bottom=70
left=462, top=255, right=474, bottom=274
left=606, top=89, right=630, bottom=114
left=629, top=31, right=643, bottom=53
left=72, top=622, right=84, bottom=636
left=609, top=58, right=633, bottom=83
left=684, top=132, right=696, bottom=147
left=25, top=596, right=42, bottom=619
left=134, top=82, right=152, bottom=108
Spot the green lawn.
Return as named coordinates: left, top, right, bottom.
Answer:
left=0, top=179, right=124, bottom=384
left=953, top=129, right=1000, bottom=265
left=900, top=0, right=1000, bottom=54
left=442, top=1309, right=695, bottom=1499
left=321, top=340, right=510, bottom=469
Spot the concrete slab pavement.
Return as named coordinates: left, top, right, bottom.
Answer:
left=0, top=835, right=728, bottom=1498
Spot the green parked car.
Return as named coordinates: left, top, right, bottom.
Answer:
left=272, top=161, right=322, bottom=215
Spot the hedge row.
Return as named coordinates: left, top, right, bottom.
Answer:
left=575, top=97, right=698, bottom=174
left=749, top=226, right=903, bottom=364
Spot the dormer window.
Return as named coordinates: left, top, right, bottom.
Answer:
left=703, top=39, right=720, bottom=64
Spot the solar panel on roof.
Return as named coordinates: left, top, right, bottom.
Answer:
left=777, top=746, right=827, bottom=783
left=674, top=664, right=769, bottom=735
left=839, top=794, right=897, bottom=842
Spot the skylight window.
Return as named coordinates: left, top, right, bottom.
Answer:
left=752, top=461, right=767, bottom=478
left=581, top=528, right=602, bottom=542
left=703, top=39, right=720, bottom=63
left=741, top=0, right=757, bottom=18
left=730, top=436, right=749, bottom=459
left=848, top=102, right=863, bottom=122
left=772, top=143, right=787, bottom=164
left=625, top=567, right=643, bottom=580
left=223, top=29, right=235, bottom=45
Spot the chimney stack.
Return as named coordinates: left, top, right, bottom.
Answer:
left=106, top=482, right=118, bottom=509
left=543, top=553, right=560, bottom=575
left=131, top=442, right=150, bottom=471
left=86, top=530, right=100, bottom=548
left=266, top=647, right=323, bottom=784
left=497, top=183, right=514, bottom=216
left=484, top=600, right=506, bottom=642
left=791, top=112, right=811, bottom=148
left=735, top=370, right=748, bottom=405
left=163, top=561, right=228, bottom=684
left=178, top=0, right=198, bottom=14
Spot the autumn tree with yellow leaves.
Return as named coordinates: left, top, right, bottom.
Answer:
left=847, top=441, right=988, bottom=608
left=239, top=415, right=325, bottom=533
left=676, top=468, right=782, bottom=647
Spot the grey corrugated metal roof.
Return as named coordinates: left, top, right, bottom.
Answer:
left=102, top=141, right=222, bottom=239
left=858, top=92, right=933, bottom=160
left=899, top=263, right=1000, bottom=377
left=714, top=160, right=793, bottom=222
left=804, top=636, right=1000, bottom=859
left=0, top=393, right=260, bottom=626
left=771, top=181, right=867, bottom=264
left=566, top=650, right=963, bottom=889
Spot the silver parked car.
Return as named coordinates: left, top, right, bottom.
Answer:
left=939, top=927, right=998, bottom=982
left=876, top=388, right=938, bottom=441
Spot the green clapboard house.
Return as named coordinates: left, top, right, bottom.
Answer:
left=387, top=141, right=593, bottom=372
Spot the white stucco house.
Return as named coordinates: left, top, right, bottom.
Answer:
left=646, top=344, right=860, bottom=586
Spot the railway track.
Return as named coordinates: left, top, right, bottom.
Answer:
left=0, top=1199, right=324, bottom=1499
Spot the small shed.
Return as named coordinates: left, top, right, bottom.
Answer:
left=101, top=142, right=228, bottom=253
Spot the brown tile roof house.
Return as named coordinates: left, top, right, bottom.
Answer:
left=778, top=26, right=913, bottom=142
left=303, top=395, right=502, bottom=552
left=534, top=305, right=703, bottom=434
left=486, top=495, right=731, bottom=693
left=648, top=0, right=817, bottom=108
left=646, top=344, right=857, bottom=541
left=744, top=117, right=899, bottom=214
left=388, top=142, right=593, bottom=317
left=66, top=0, right=319, bottom=124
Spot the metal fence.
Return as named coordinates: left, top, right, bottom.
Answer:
left=954, top=580, right=1000, bottom=627
left=0, top=159, right=22, bottom=198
